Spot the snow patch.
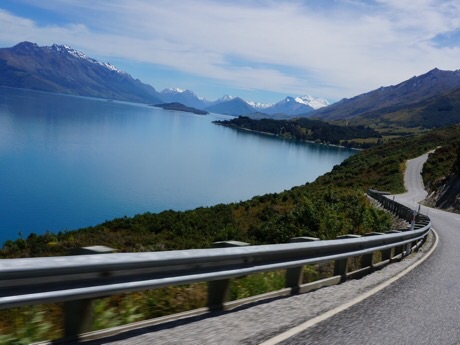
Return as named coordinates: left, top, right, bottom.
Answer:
left=217, top=95, right=234, bottom=102
left=163, top=88, right=186, bottom=93
left=49, top=44, right=127, bottom=75
left=295, top=95, right=329, bottom=109
left=247, top=101, right=273, bottom=109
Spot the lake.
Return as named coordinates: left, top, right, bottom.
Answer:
left=0, top=87, right=355, bottom=245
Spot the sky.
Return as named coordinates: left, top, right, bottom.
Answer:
left=1, top=0, right=460, bottom=104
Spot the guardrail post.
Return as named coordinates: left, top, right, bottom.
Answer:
left=362, top=232, right=383, bottom=270
left=381, top=247, right=392, bottom=262
left=413, top=231, right=429, bottom=252
left=385, top=230, right=404, bottom=260
left=421, top=232, right=429, bottom=246
left=334, top=235, right=360, bottom=283
left=207, top=241, right=250, bottom=311
left=395, top=242, right=404, bottom=259
left=285, top=237, right=319, bottom=293
left=64, top=246, right=115, bottom=338
left=334, top=259, right=348, bottom=283
left=405, top=209, right=418, bottom=255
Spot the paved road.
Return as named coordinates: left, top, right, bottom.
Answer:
left=279, top=152, right=460, bottom=345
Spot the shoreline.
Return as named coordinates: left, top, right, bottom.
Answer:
left=213, top=122, right=362, bottom=151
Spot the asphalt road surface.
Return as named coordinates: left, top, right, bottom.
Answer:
left=278, top=152, right=460, bottom=345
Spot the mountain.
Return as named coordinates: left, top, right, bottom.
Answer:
left=364, top=86, right=460, bottom=128
left=0, top=42, right=333, bottom=116
left=209, top=94, right=235, bottom=105
left=201, top=94, right=329, bottom=117
left=204, top=97, right=256, bottom=116
left=160, top=88, right=210, bottom=109
left=259, top=95, right=329, bottom=116
left=264, top=96, right=314, bottom=116
left=218, top=94, right=235, bottom=102
left=0, top=41, right=163, bottom=103
left=158, top=91, right=329, bottom=117
left=294, top=95, right=329, bottom=110
left=247, top=100, right=274, bottom=110
left=310, top=68, right=460, bottom=122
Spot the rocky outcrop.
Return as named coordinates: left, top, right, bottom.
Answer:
left=424, top=174, right=460, bottom=213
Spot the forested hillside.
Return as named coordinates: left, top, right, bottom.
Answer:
left=214, top=116, right=381, bottom=149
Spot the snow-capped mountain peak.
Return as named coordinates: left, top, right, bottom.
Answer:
left=162, top=88, right=201, bottom=96
left=294, top=95, right=329, bottom=109
left=162, top=87, right=186, bottom=94
left=49, top=44, right=127, bottom=75
left=219, top=95, right=234, bottom=102
left=247, top=100, right=274, bottom=109
left=161, top=88, right=205, bottom=100
left=6, top=41, right=163, bottom=103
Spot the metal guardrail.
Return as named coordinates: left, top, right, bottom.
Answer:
left=0, top=189, right=431, bottom=339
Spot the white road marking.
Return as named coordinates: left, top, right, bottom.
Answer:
left=260, top=229, right=439, bottom=345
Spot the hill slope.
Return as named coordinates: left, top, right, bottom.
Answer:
left=373, top=87, right=460, bottom=128
left=0, top=41, right=163, bottom=103
left=310, top=68, right=460, bottom=127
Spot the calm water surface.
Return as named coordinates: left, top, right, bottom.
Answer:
left=0, top=87, right=355, bottom=244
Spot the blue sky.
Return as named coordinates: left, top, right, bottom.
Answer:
left=1, top=0, right=460, bottom=104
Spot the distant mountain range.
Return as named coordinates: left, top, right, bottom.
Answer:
left=159, top=88, right=210, bottom=109
left=159, top=90, right=329, bottom=117
left=2, top=41, right=460, bottom=128
left=0, top=42, right=330, bottom=117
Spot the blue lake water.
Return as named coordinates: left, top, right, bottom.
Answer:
left=0, top=87, right=355, bottom=245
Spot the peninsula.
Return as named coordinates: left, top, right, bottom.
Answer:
left=153, top=102, right=209, bottom=115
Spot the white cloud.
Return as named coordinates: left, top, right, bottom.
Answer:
left=1, top=0, right=460, bottom=101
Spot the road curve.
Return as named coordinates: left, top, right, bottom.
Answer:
left=278, top=152, right=460, bottom=345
